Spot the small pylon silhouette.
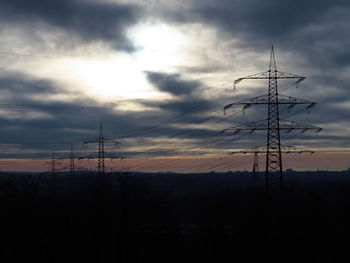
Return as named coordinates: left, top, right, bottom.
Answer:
left=98, top=122, right=105, bottom=177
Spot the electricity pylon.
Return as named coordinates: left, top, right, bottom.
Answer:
left=83, top=122, right=122, bottom=176
left=48, top=152, right=64, bottom=175
left=98, top=122, right=105, bottom=176
left=223, top=46, right=321, bottom=191
left=253, top=152, right=259, bottom=175
left=51, top=152, right=55, bottom=177
left=83, top=122, right=106, bottom=176
left=70, top=144, right=75, bottom=177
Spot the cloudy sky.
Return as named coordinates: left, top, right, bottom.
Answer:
left=0, top=0, right=349, bottom=172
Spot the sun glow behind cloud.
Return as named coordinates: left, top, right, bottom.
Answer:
left=65, top=23, right=188, bottom=100
left=128, top=23, right=187, bottom=72
left=70, top=55, right=156, bottom=99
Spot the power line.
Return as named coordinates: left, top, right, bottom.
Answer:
left=0, top=50, right=59, bottom=60
left=0, top=103, right=105, bottom=110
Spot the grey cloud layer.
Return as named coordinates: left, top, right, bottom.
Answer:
left=0, top=0, right=140, bottom=51
left=156, top=0, right=350, bottom=67
left=0, top=73, right=227, bottom=154
left=0, top=0, right=349, bottom=160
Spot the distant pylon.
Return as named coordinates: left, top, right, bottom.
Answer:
left=98, top=122, right=105, bottom=176
left=51, top=152, right=55, bottom=177
left=253, top=152, right=259, bottom=175
left=83, top=123, right=122, bottom=176
left=70, top=144, right=75, bottom=177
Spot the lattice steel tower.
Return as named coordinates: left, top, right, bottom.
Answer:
left=252, top=152, right=259, bottom=175
left=266, top=47, right=283, bottom=189
left=70, top=144, right=75, bottom=177
left=83, top=122, right=121, bottom=176
left=51, top=152, right=56, bottom=177
left=223, top=46, right=322, bottom=191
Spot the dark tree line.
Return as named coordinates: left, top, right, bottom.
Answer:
left=0, top=170, right=350, bottom=262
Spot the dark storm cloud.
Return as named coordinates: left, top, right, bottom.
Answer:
left=0, top=0, right=140, bottom=51
left=155, top=98, right=216, bottom=115
left=144, top=71, right=222, bottom=118
left=0, top=74, right=63, bottom=102
left=145, top=71, right=201, bottom=96
left=190, top=0, right=348, bottom=39
left=144, top=70, right=222, bottom=122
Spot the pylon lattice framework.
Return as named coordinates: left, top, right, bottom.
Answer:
left=98, top=122, right=105, bottom=176
left=51, top=152, right=55, bottom=177
left=223, top=46, right=322, bottom=191
left=70, top=144, right=75, bottom=177
left=253, top=152, right=258, bottom=174
left=82, top=122, right=122, bottom=176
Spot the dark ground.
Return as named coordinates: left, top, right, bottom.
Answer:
left=0, top=170, right=350, bottom=262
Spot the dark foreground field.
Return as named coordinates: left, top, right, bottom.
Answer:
left=1, top=170, right=350, bottom=262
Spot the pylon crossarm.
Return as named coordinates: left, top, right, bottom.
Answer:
left=220, top=119, right=268, bottom=133
left=279, top=144, right=315, bottom=154
left=83, top=139, right=98, bottom=144
left=279, top=95, right=316, bottom=106
left=279, top=119, right=323, bottom=132
left=83, top=138, right=120, bottom=144
left=234, top=71, right=270, bottom=89
left=230, top=144, right=314, bottom=155
left=104, top=139, right=122, bottom=146
left=234, top=70, right=305, bottom=89
left=221, top=119, right=322, bottom=133
left=224, top=95, right=267, bottom=113
left=224, top=94, right=316, bottom=113
left=275, top=70, right=305, bottom=80
left=231, top=149, right=314, bottom=154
